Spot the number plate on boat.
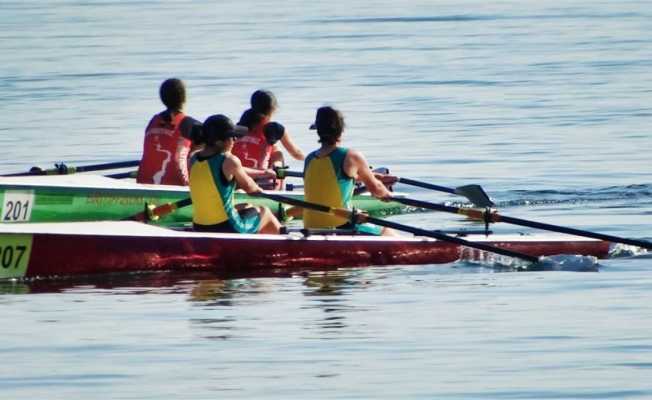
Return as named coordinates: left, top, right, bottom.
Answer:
left=0, top=234, right=33, bottom=279
left=2, top=191, right=35, bottom=222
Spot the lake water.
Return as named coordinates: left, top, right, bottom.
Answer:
left=1, top=0, right=651, bottom=398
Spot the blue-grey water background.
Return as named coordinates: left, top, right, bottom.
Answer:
left=1, top=0, right=652, bottom=398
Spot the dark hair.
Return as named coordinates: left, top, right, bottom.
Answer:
left=159, top=78, right=186, bottom=111
left=314, top=106, right=345, bottom=145
left=238, top=108, right=265, bottom=130
left=250, top=90, right=278, bottom=116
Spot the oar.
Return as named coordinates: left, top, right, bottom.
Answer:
left=274, top=168, right=493, bottom=207
left=389, top=197, right=652, bottom=250
left=126, top=198, right=192, bottom=222
left=105, top=170, right=137, bottom=179
left=2, top=160, right=140, bottom=177
left=396, top=178, right=494, bottom=208
left=254, top=192, right=539, bottom=263
left=125, top=192, right=538, bottom=262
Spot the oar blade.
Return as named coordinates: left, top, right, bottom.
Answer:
left=454, top=184, right=494, bottom=208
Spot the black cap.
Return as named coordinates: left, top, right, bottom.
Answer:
left=202, top=114, right=247, bottom=142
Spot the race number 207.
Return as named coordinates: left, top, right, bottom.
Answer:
left=0, top=234, right=32, bottom=279
left=0, top=245, right=27, bottom=269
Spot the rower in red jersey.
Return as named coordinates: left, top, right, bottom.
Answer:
left=231, top=90, right=305, bottom=189
left=137, top=78, right=200, bottom=186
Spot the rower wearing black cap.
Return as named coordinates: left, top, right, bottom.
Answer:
left=189, top=114, right=281, bottom=234
left=302, top=106, right=397, bottom=236
left=232, top=90, right=305, bottom=189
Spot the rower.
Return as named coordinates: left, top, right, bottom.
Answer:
left=231, top=90, right=305, bottom=190
left=137, top=78, right=201, bottom=186
left=302, top=106, right=397, bottom=236
left=189, top=114, right=281, bottom=234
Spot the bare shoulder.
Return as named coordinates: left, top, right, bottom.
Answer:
left=224, top=153, right=242, bottom=168
left=222, top=153, right=242, bottom=175
left=346, top=149, right=368, bottom=165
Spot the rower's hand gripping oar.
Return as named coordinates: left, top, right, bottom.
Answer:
left=2, top=160, right=141, bottom=177
left=389, top=197, right=652, bottom=251
left=253, top=191, right=539, bottom=263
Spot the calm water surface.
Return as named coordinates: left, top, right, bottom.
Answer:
left=1, top=0, right=651, bottom=398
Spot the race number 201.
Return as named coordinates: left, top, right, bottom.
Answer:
left=0, top=234, right=33, bottom=279
left=2, top=191, right=35, bottom=222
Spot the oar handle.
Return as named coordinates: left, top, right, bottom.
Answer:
left=274, top=168, right=303, bottom=179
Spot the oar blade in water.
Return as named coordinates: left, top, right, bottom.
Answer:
left=454, top=184, right=494, bottom=208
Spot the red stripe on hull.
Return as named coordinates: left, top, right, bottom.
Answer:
left=25, top=235, right=463, bottom=278
left=18, top=233, right=611, bottom=279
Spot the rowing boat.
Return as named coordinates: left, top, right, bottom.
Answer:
left=0, top=221, right=610, bottom=280
left=0, top=175, right=408, bottom=224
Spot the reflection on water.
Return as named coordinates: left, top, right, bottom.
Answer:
left=300, top=271, right=375, bottom=335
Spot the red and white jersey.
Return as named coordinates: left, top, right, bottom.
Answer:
left=231, top=118, right=273, bottom=170
left=137, top=112, right=191, bottom=186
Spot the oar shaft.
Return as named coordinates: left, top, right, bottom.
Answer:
left=127, top=198, right=192, bottom=222
left=364, top=215, right=539, bottom=262
left=390, top=196, right=652, bottom=251
left=496, top=214, right=652, bottom=250
left=397, top=177, right=456, bottom=195
left=3, top=160, right=140, bottom=177
left=106, top=170, right=137, bottom=179
left=73, top=160, right=140, bottom=173
left=257, top=192, right=330, bottom=213
left=256, top=192, right=538, bottom=262
left=387, top=197, right=461, bottom=214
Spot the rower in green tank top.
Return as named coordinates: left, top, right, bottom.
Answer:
left=189, top=114, right=281, bottom=234
left=303, top=106, right=397, bottom=236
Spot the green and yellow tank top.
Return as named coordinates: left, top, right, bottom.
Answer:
left=189, top=153, right=260, bottom=233
left=303, top=147, right=355, bottom=228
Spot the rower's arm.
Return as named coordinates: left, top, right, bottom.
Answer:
left=345, top=150, right=392, bottom=199
left=280, top=131, right=305, bottom=161
left=242, top=166, right=276, bottom=180
left=224, top=155, right=263, bottom=194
